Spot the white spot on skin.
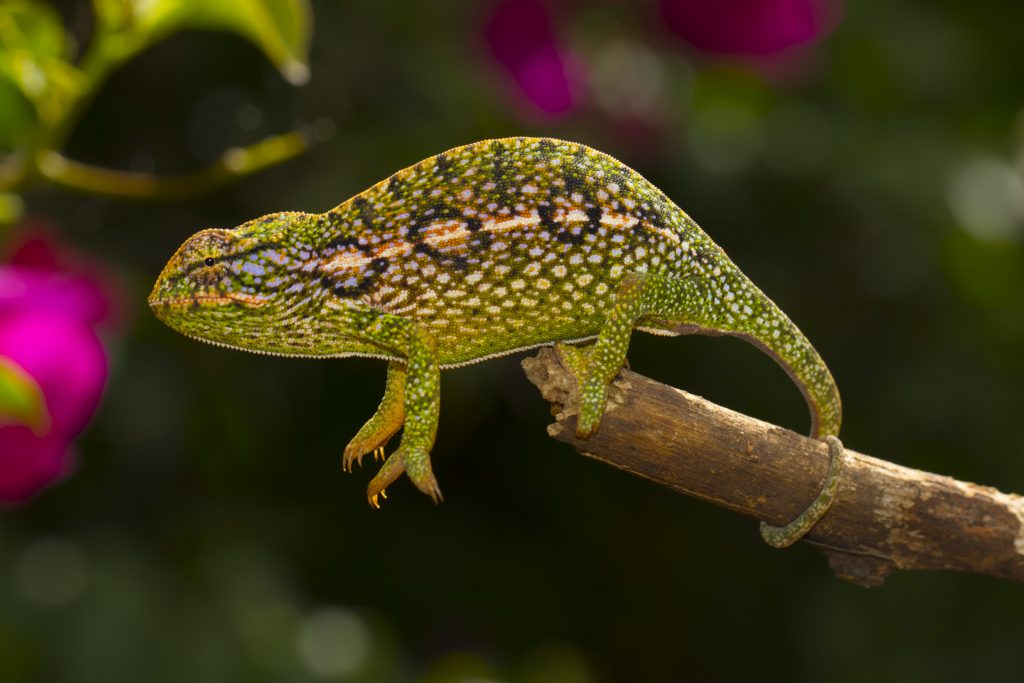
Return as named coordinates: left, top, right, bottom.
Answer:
left=324, top=250, right=371, bottom=272
left=378, top=242, right=413, bottom=259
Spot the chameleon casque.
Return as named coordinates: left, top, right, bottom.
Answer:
left=150, top=137, right=844, bottom=547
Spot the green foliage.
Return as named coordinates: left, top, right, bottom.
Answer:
left=0, top=1, right=81, bottom=132
left=0, top=0, right=314, bottom=218
left=88, top=0, right=311, bottom=83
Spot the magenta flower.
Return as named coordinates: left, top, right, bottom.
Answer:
left=0, top=231, right=113, bottom=503
left=661, top=0, right=839, bottom=56
left=484, top=0, right=577, bottom=116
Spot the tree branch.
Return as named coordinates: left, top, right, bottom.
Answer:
left=521, top=347, right=1024, bottom=587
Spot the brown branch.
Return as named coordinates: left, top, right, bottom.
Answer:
left=521, top=347, right=1024, bottom=587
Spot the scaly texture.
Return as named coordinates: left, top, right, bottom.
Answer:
left=149, top=137, right=842, bottom=521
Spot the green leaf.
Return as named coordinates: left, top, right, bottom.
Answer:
left=189, top=0, right=312, bottom=84
left=0, top=0, right=84, bottom=128
left=0, top=1, right=66, bottom=61
left=91, top=0, right=312, bottom=84
left=0, top=356, right=50, bottom=435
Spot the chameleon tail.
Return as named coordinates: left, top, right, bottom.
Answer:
left=721, top=273, right=845, bottom=548
left=730, top=287, right=842, bottom=439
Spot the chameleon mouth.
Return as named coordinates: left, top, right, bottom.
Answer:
left=148, top=293, right=268, bottom=309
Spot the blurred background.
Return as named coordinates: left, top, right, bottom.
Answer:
left=3, top=0, right=1024, bottom=681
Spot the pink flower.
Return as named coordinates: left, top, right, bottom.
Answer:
left=0, top=231, right=114, bottom=503
left=484, top=0, right=577, bottom=116
left=661, top=0, right=839, bottom=56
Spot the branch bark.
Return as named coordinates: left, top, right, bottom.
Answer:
left=521, top=347, right=1024, bottom=587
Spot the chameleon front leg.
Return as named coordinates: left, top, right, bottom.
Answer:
left=356, top=316, right=442, bottom=507
left=343, top=361, right=406, bottom=472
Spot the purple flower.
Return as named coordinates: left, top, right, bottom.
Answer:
left=484, top=0, right=576, bottom=116
left=661, top=0, right=839, bottom=56
left=0, top=231, right=114, bottom=503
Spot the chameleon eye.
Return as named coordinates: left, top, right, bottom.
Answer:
left=204, top=257, right=216, bottom=267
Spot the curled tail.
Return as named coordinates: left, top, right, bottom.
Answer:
left=731, top=282, right=844, bottom=549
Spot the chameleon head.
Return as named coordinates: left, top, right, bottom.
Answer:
left=149, top=211, right=321, bottom=354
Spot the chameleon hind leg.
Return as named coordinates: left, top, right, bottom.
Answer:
left=561, top=271, right=843, bottom=546
left=343, top=361, right=406, bottom=473
left=561, top=271, right=687, bottom=437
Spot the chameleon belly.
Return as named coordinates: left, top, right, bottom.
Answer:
left=150, top=137, right=841, bottom=517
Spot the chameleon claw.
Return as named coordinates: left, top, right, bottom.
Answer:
left=343, top=441, right=387, bottom=472
left=368, top=488, right=389, bottom=508
left=342, top=443, right=365, bottom=472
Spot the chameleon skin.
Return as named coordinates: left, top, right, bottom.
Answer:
left=150, top=137, right=842, bottom=533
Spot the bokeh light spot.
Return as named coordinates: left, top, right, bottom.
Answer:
left=947, top=156, right=1024, bottom=242
left=296, top=606, right=372, bottom=679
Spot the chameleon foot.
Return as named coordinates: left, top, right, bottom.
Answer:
left=554, top=342, right=608, bottom=438
left=366, top=447, right=443, bottom=506
left=343, top=361, right=406, bottom=472
left=760, top=435, right=845, bottom=548
left=576, top=375, right=611, bottom=438
left=342, top=417, right=401, bottom=471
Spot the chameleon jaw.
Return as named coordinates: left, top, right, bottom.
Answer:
left=148, top=292, right=269, bottom=309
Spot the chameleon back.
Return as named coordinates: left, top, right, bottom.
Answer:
left=318, top=137, right=720, bottom=365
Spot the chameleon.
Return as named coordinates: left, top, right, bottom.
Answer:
left=149, top=137, right=844, bottom=547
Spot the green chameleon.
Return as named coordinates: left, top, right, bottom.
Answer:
left=150, top=137, right=844, bottom=547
